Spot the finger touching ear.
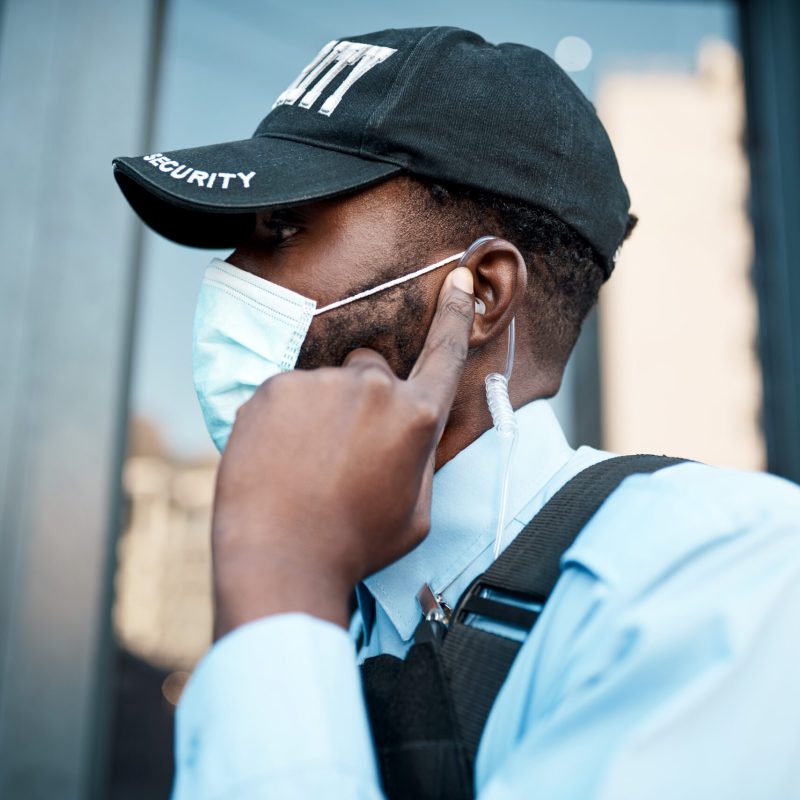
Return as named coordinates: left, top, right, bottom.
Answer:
left=457, top=237, right=527, bottom=348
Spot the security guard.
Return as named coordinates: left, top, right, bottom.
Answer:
left=113, top=26, right=800, bottom=800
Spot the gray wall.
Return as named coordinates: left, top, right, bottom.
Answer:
left=0, top=1, right=158, bottom=797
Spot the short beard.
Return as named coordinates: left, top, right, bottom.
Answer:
left=296, top=280, right=430, bottom=379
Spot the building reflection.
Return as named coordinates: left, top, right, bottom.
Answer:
left=109, top=418, right=218, bottom=799
left=114, top=416, right=218, bottom=674
left=598, top=40, right=765, bottom=470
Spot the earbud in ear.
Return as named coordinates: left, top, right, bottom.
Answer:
left=475, top=298, right=486, bottom=315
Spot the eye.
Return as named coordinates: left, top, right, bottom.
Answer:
left=261, top=213, right=301, bottom=246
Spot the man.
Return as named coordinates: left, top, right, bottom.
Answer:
left=113, top=26, right=800, bottom=799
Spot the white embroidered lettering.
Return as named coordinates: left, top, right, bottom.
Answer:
left=187, top=170, right=209, bottom=187
left=217, top=172, right=236, bottom=189
left=170, top=164, right=192, bottom=179
left=237, top=171, right=256, bottom=188
left=299, top=42, right=366, bottom=109
left=274, top=40, right=340, bottom=108
left=274, top=40, right=396, bottom=115
left=319, top=45, right=393, bottom=116
left=284, top=43, right=347, bottom=106
left=143, top=157, right=255, bottom=190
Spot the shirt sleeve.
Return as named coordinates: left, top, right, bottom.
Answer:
left=172, top=613, right=383, bottom=800
left=476, top=467, right=800, bottom=800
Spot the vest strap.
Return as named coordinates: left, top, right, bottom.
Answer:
left=362, top=453, right=689, bottom=799
left=441, top=454, right=688, bottom=759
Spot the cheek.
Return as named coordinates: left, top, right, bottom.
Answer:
left=304, top=268, right=352, bottom=307
left=226, top=244, right=350, bottom=305
left=226, top=246, right=271, bottom=280
left=298, top=285, right=431, bottom=376
left=304, top=248, right=380, bottom=307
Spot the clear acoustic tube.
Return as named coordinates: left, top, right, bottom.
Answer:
left=485, top=317, right=518, bottom=560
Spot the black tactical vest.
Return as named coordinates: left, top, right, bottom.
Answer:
left=360, top=455, right=687, bottom=799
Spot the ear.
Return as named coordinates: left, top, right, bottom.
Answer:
left=457, top=237, right=527, bottom=348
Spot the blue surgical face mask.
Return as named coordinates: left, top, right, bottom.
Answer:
left=192, top=251, right=466, bottom=451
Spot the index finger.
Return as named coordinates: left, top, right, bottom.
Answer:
left=408, top=266, right=475, bottom=413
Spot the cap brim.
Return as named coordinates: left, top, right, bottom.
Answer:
left=113, top=135, right=402, bottom=248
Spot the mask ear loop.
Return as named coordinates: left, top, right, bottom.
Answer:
left=314, top=249, right=466, bottom=315
left=458, top=236, right=519, bottom=560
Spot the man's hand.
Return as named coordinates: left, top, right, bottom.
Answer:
left=211, top=267, right=475, bottom=637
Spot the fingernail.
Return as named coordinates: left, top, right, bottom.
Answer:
left=450, top=267, right=474, bottom=294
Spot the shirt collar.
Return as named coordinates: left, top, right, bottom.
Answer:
left=363, top=399, right=574, bottom=642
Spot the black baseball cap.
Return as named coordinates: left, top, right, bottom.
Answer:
left=113, top=26, right=630, bottom=276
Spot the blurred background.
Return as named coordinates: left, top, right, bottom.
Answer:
left=1, top=0, right=798, bottom=798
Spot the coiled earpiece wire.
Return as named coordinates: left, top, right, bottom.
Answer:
left=486, top=319, right=517, bottom=559
left=459, top=236, right=520, bottom=561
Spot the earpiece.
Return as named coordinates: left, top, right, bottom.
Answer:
left=475, top=298, right=486, bottom=315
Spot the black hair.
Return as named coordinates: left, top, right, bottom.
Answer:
left=407, top=177, right=637, bottom=374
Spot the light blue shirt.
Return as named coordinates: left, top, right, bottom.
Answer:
left=173, top=400, right=800, bottom=799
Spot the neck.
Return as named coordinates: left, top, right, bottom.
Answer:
left=434, top=360, right=558, bottom=470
